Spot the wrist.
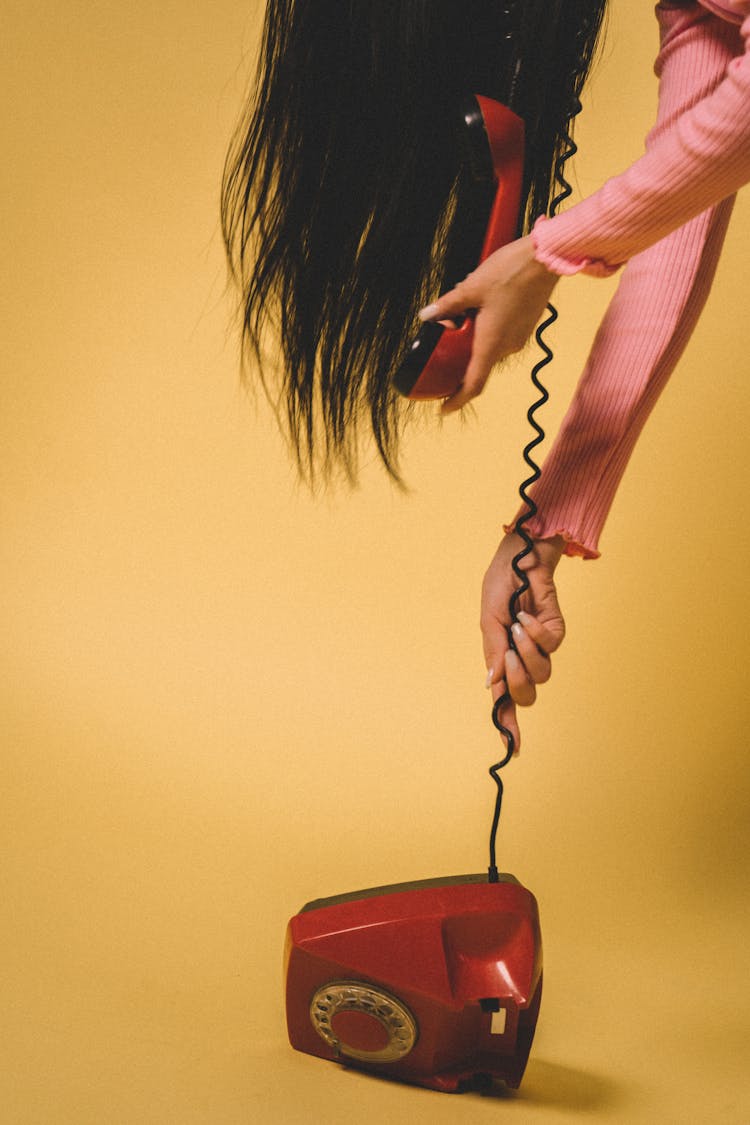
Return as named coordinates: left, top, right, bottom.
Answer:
left=533, top=534, right=566, bottom=568
left=515, top=234, right=560, bottom=282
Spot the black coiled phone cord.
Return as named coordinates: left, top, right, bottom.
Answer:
left=487, top=118, right=579, bottom=884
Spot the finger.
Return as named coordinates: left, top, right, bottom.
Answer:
left=485, top=664, right=502, bottom=690
left=440, top=377, right=488, bottom=414
left=517, top=607, right=565, bottom=655
left=439, top=345, right=496, bottom=414
left=510, top=620, right=552, bottom=684
left=418, top=280, right=476, bottom=323
left=491, top=681, right=521, bottom=755
left=482, top=616, right=511, bottom=690
left=505, top=648, right=537, bottom=707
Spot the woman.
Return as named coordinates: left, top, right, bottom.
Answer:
left=222, top=1, right=750, bottom=749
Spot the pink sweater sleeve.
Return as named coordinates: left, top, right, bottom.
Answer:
left=510, top=5, right=747, bottom=559
left=532, top=6, right=750, bottom=276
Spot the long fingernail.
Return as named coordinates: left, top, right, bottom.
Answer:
left=485, top=667, right=494, bottom=689
left=418, top=303, right=439, bottom=321
left=511, top=621, right=525, bottom=641
left=517, top=610, right=534, bottom=626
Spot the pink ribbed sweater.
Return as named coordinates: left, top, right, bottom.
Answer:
left=519, top=1, right=750, bottom=559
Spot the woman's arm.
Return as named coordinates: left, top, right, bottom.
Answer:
left=532, top=5, right=750, bottom=276
left=483, top=186, right=735, bottom=723
left=505, top=2, right=744, bottom=557
left=513, top=193, right=735, bottom=559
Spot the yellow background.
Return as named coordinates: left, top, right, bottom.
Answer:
left=2, top=2, right=748, bottom=1122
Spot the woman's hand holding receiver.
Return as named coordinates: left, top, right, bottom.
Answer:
left=418, top=235, right=560, bottom=414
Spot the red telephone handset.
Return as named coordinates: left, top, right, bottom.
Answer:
left=393, top=96, right=525, bottom=400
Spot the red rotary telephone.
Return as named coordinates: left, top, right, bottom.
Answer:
left=285, top=873, right=542, bottom=1092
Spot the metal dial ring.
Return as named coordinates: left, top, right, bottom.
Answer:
left=309, top=981, right=418, bottom=1063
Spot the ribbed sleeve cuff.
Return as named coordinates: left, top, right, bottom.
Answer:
left=502, top=518, right=601, bottom=560
left=531, top=215, right=623, bottom=279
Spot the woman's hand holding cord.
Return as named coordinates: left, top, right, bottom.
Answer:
left=482, top=532, right=566, bottom=751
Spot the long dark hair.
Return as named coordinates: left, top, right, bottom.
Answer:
left=221, top=1, right=607, bottom=483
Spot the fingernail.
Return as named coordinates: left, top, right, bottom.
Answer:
left=511, top=621, right=524, bottom=640
left=517, top=611, right=533, bottom=625
left=418, top=303, right=439, bottom=322
left=485, top=667, right=494, bottom=689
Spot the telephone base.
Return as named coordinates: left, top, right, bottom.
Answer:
left=285, top=873, right=542, bottom=1092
